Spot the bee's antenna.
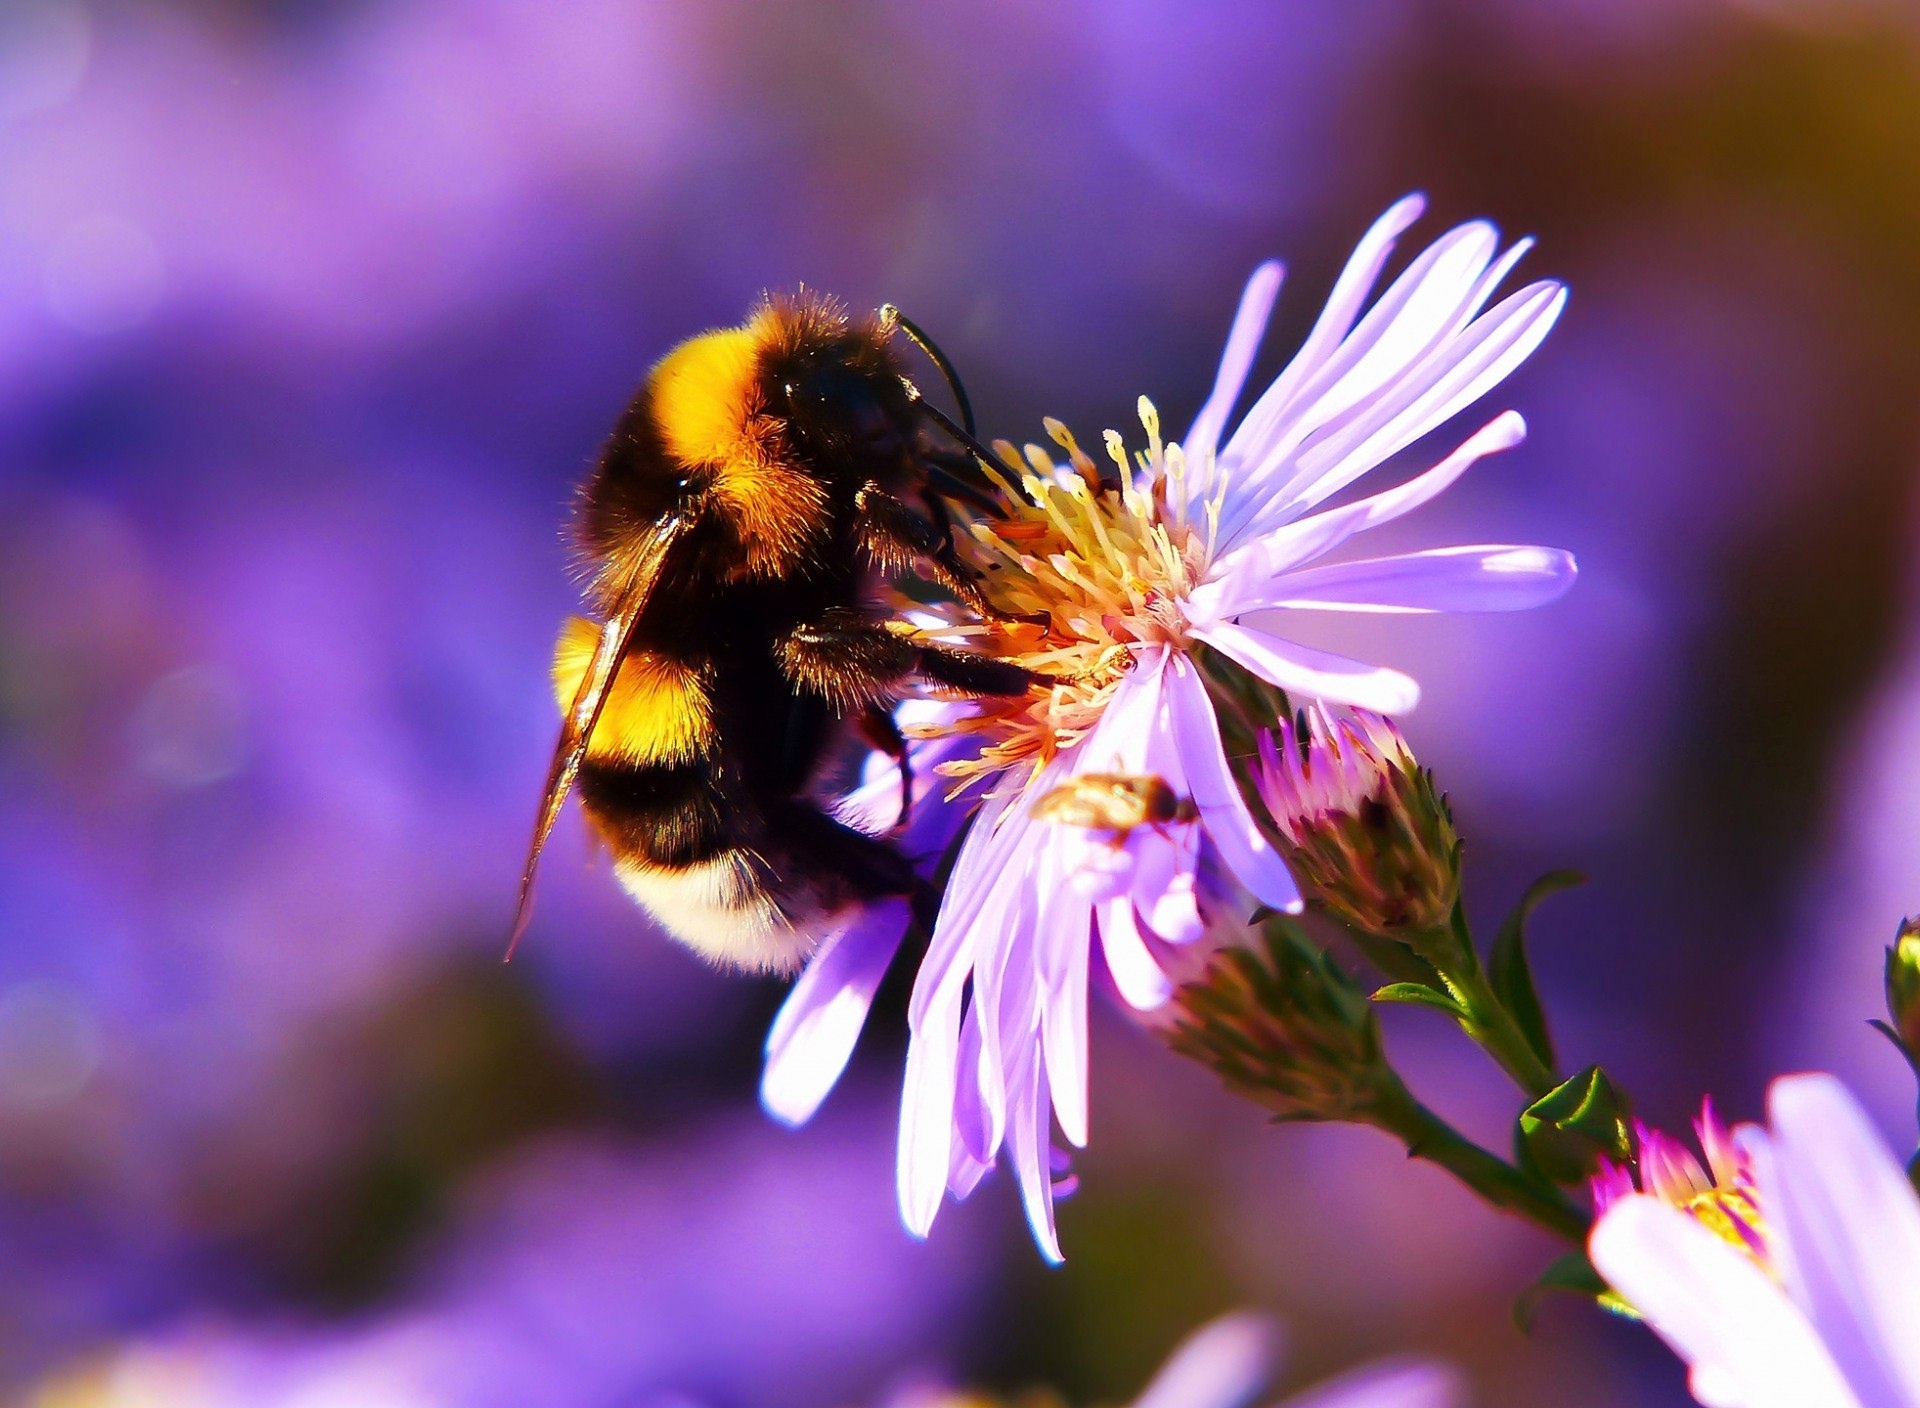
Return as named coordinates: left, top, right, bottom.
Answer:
left=881, top=304, right=976, bottom=438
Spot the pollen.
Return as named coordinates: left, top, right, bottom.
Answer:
left=914, top=401, right=1222, bottom=790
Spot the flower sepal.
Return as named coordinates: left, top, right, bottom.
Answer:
left=1165, top=918, right=1391, bottom=1125
left=1515, top=1065, right=1633, bottom=1186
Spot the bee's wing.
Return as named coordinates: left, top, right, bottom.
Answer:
left=507, top=512, right=695, bottom=957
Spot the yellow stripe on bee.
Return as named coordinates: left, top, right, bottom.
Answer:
left=650, top=328, right=764, bottom=467
left=648, top=325, right=827, bottom=577
left=551, top=616, right=711, bottom=765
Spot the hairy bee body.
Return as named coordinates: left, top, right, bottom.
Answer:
left=522, top=292, right=1029, bottom=974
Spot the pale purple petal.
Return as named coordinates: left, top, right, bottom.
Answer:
left=1130, top=832, right=1204, bottom=943
left=1589, top=1197, right=1863, bottom=1408
left=898, top=979, right=966, bottom=1237
left=946, top=1008, right=995, bottom=1199
left=1159, top=654, right=1303, bottom=911
left=1193, top=620, right=1420, bottom=716
left=1191, top=411, right=1530, bottom=623
left=1127, top=1312, right=1280, bottom=1408
left=759, top=898, right=909, bottom=1127
left=972, top=873, right=1042, bottom=1158
left=1242, top=220, right=1502, bottom=481
left=1222, top=195, right=1428, bottom=476
left=1765, top=1074, right=1920, bottom=1406
left=1281, top=1360, right=1464, bottom=1408
left=1007, top=1044, right=1063, bottom=1264
left=909, top=785, right=1030, bottom=1025
left=1277, top=280, right=1566, bottom=520
left=1265, top=545, right=1578, bottom=615
left=1035, top=854, right=1093, bottom=1149
left=1185, top=261, right=1284, bottom=469
left=1100, top=897, right=1174, bottom=1010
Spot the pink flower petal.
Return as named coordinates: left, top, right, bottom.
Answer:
left=759, top=899, right=909, bottom=1127
left=1265, top=545, right=1577, bottom=615
left=1765, top=1074, right=1920, bottom=1405
left=1589, top=1196, right=1863, bottom=1408
left=1159, top=655, right=1302, bottom=911
left=1193, top=619, right=1420, bottom=716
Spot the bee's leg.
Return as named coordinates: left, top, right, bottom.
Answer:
left=778, top=607, right=1045, bottom=706
left=855, top=702, right=912, bottom=829
left=852, top=483, right=995, bottom=616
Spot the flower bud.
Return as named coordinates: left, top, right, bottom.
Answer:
left=1163, top=920, right=1389, bottom=1123
left=1255, top=707, right=1460, bottom=941
left=1885, top=916, right=1920, bottom=1057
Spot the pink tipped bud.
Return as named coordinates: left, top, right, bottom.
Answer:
left=1255, top=706, right=1459, bottom=939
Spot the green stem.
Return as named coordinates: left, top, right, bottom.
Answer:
left=1363, top=1075, right=1590, bottom=1244
left=1433, top=907, right=1558, bottom=1101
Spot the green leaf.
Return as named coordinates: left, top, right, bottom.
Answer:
left=1516, top=1065, right=1632, bottom=1184
left=1345, top=926, right=1442, bottom=987
left=1513, top=1251, right=1613, bottom=1333
left=1489, top=870, right=1585, bottom=1070
left=1370, top=982, right=1467, bottom=1019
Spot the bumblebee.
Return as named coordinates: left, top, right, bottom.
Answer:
left=511, top=291, right=1037, bottom=973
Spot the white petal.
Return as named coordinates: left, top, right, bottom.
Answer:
left=1186, top=261, right=1285, bottom=467
left=1265, top=545, right=1578, bottom=614
left=1159, top=653, right=1303, bottom=911
left=1128, top=1312, right=1281, bottom=1408
left=1280, top=1360, right=1464, bottom=1408
left=1765, top=1073, right=1920, bottom=1406
left=759, top=899, right=909, bottom=1127
left=1193, top=620, right=1420, bottom=716
left=1194, top=411, right=1529, bottom=620
left=1589, top=1197, right=1863, bottom=1408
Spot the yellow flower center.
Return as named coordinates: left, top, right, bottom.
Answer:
left=1684, top=1183, right=1773, bottom=1272
left=915, top=400, right=1223, bottom=791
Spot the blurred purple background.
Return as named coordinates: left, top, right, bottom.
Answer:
left=3, top=1, right=1919, bottom=1403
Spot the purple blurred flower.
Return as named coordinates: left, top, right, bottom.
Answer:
left=767, top=196, right=1574, bottom=1260
left=26, top=1109, right=989, bottom=1408
left=882, top=1311, right=1459, bottom=1408
left=1590, top=1073, right=1920, bottom=1408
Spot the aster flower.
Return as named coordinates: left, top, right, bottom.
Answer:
left=765, top=195, right=1576, bottom=1260
left=1590, top=1073, right=1920, bottom=1408
left=1589, top=1097, right=1769, bottom=1269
